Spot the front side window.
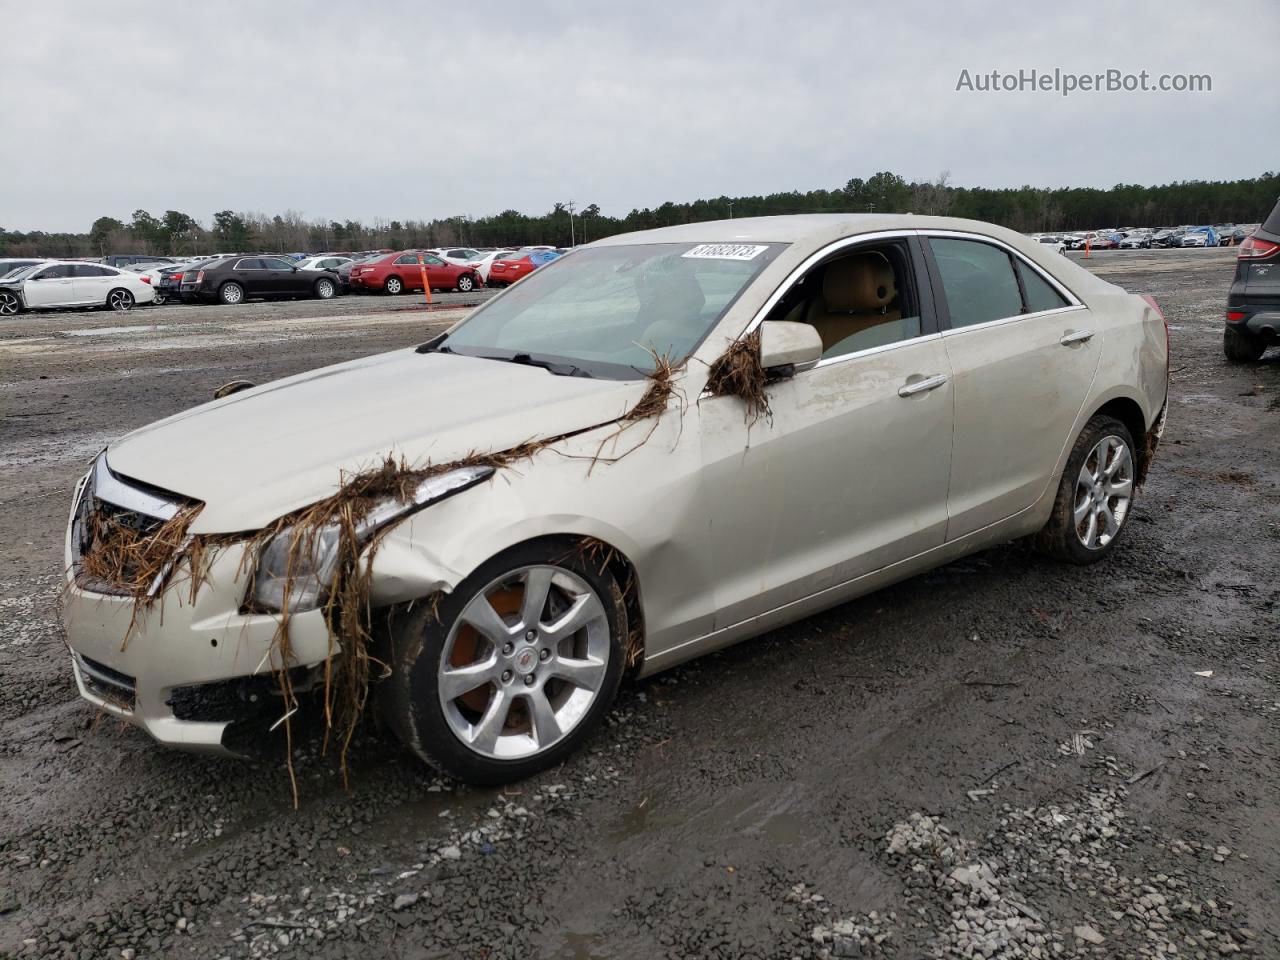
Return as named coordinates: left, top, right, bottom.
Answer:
left=442, top=241, right=785, bottom=378
left=928, top=238, right=1022, bottom=328
left=262, top=257, right=294, bottom=270
left=764, top=241, right=923, bottom=360
left=426, top=255, right=445, bottom=266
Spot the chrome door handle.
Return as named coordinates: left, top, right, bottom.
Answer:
left=898, top=374, right=949, bottom=397
left=1060, top=329, right=1094, bottom=346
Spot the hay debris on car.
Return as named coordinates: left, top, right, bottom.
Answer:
left=703, top=329, right=771, bottom=425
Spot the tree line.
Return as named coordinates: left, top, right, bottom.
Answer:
left=2, top=170, right=1275, bottom=258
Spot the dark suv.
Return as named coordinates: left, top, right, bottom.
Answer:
left=180, top=255, right=340, bottom=305
left=1224, top=198, right=1280, bottom=362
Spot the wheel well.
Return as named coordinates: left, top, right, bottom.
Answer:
left=476, top=534, right=646, bottom=676
left=1092, top=397, right=1148, bottom=470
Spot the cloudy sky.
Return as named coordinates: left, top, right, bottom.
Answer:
left=2, top=0, right=1275, bottom=232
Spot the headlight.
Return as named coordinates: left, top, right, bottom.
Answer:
left=250, top=464, right=493, bottom=613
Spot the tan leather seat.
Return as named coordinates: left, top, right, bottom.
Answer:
left=640, top=273, right=707, bottom=358
left=806, top=253, right=901, bottom=352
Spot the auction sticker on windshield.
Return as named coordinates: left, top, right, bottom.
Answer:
left=682, top=243, right=770, bottom=261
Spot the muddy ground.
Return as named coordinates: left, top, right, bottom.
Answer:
left=0, top=248, right=1275, bottom=960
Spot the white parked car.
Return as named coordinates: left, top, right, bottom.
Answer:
left=0, top=260, right=156, bottom=315
left=295, top=255, right=353, bottom=272
left=429, top=247, right=483, bottom=267
left=1036, top=235, right=1067, bottom=254
left=466, top=249, right=518, bottom=283
left=61, top=215, right=1168, bottom=783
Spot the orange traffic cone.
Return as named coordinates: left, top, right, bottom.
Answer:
left=1084, top=237, right=1091, bottom=258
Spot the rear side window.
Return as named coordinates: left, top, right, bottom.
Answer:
left=72, top=264, right=113, bottom=277
left=1017, top=261, right=1070, bottom=313
left=929, top=238, right=1022, bottom=328
left=395, top=254, right=419, bottom=265
left=234, top=258, right=264, bottom=270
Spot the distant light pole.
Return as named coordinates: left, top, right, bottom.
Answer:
left=728, top=200, right=735, bottom=219
left=565, top=200, right=576, bottom=247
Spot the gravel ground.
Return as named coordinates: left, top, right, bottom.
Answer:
left=0, top=248, right=1276, bottom=960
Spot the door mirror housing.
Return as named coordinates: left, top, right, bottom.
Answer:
left=759, top=320, right=823, bottom=374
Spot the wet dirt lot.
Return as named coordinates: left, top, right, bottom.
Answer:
left=0, top=249, right=1276, bottom=960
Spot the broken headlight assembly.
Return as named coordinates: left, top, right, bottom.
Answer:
left=249, top=465, right=494, bottom=614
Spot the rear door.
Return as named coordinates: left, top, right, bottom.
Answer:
left=72, top=264, right=116, bottom=305
left=24, top=264, right=77, bottom=307
left=233, top=258, right=268, bottom=295
left=924, top=233, right=1100, bottom=540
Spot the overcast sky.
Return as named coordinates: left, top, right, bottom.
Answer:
left=3, top=0, right=1276, bottom=232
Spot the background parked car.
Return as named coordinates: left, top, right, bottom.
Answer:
left=1223, top=199, right=1280, bottom=362
left=430, top=247, right=483, bottom=266
left=347, top=250, right=480, bottom=295
left=180, top=256, right=340, bottom=305
left=466, top=249, right=518, bottom=283
left=104, top=254, right=176, bottom=270
left=295, top=255, right=353, bottom=273
left=148, top=260, right=208, bottom=305
left=1119, top=233, right=1151, bottom=249
left=0, top=260, right=155, bottom=315
left=1035, top=236, right=1067, bottom=254
left=486, top=249, right=561, bottom=286
left=0, top=258, right=47, bottom=280
left=334, top=253, right=384, bottom=293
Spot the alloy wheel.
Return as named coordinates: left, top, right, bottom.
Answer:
left=316, top=279, right=334, bottom=299
left=221, top=283, right=243, bottom=304
left=0, top=292, right=19, bottom=316
left=438, top=564, right=610, bottom=760
left=458, top=275, right=473, bottom=292
left=108, top=290, right=133, bottom=312
left=1073, top=435, right=1133, bottom=550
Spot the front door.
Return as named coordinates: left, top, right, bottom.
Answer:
left=924, top=235, right=1101, bottom=539
left=699, top=238, right=954, bottom=628
left=24, top=264, right=76, bottom=307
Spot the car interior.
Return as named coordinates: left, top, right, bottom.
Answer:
left=764, top=243, right=922, bottom=359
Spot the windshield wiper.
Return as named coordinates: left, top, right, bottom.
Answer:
left=503, top=353, right=593, bottom=378
left=415, top=333, right=452, bottom=354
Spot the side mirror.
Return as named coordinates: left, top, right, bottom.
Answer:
left=759, top=320, right=823, bottom=375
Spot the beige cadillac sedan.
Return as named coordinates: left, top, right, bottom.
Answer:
left=62, top=215, right=1169, bottom=783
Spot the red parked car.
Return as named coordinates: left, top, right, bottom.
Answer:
left=347, top=250, right=481, bottom=295
left=486, top=249, right=561, bottom=287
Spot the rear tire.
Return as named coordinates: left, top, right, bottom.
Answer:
left=385, top=276, right=403, bottom=295
left=107, top=289, right=134, bottom=312
left=1224, top=325, right=1266, bottom=362
left=378, top=540, right=627, bottom=785
left=1034, top=415, right=1137, bottom=565
left=314, top=278, right=336, bottom=300
left=153, top=293, right=168, bottom=306
left=219, top=282, right=245, bottom=305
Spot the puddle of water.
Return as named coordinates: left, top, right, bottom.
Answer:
left=63, top=325, right=173, bottom=337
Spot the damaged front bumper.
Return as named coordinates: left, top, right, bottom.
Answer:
left=62, top=535, right=335, bottom=756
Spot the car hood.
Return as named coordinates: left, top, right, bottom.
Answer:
left=105, top=350, right=644, bottom=533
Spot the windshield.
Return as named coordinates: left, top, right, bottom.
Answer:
left=441, top=241, right=785, bottom=379
left=1, top=263, right=49, bottom=282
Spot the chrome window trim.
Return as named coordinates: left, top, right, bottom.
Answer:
left=937, top=303, right=1087, bottom=339
left=812, top=331, right=943, bottom=368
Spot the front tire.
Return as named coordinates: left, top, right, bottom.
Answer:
left=107, top=289, right=134, bottom=312
left=384, top=276, right=403, bottom=295
left=1224, top=325, right=1266, bottom=362
left=1034, top=415, right=1136, bottom=565
left=219, top=282, right=245, bottom=305
left=456, top=273, right=475, bottom=293
left=314, top=277, right=336, bottom=300
left=378, top=541, right=627, bottom=785
left=0, top=291, right=22, bottom=316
